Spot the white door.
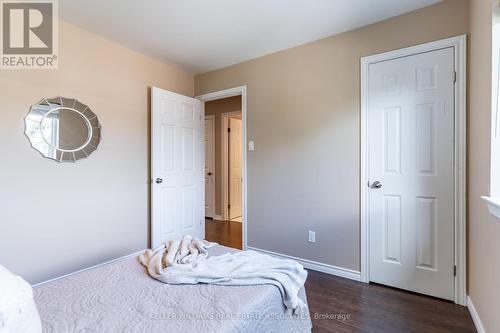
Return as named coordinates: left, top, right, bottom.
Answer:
left=228, top=117, right=242, bottom=220
left=368, top=48, right=455, bottom=300
left=151, top=87, right=204, bottom=248
left=204, top=116, right=215, bottom=218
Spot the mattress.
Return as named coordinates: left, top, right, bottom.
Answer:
left=33, top=246, right=312, bottom=333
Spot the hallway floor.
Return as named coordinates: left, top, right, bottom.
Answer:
left=205, top=218, right=242, bottom=250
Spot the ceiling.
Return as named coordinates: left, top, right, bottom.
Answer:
left=60, top=0, right=442, bottom=74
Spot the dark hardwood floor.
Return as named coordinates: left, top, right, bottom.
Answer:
left=204, top=219, right=476, bottom=333
left=205, top=218, right=242, bottom=249
left=305, top=270, right=476, bottom=333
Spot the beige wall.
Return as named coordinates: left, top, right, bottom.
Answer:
left=0, top=21, right=193, bottom=284
left=205, top=96, right=242, bottom=217
left=3, top=10, right=498, bottom=332
left=468, top=0, right=500, bottom=331
left=195, top=0, right=469, bottom=271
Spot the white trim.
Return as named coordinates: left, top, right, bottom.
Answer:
left=247, top=246, right=361, bottom=281
left=490, top=24, right=500, bottom=197
left=200, top=100, right=206, bottom=240
left=481, top=196, right=500, bottom=219
left=213, top=214, right=224, bottom=221
left=360, top=35, right=467, bottom=305
left=467, top=296, right=486, bottom=333
left=204, top=114, right=216, bottom=219
left=196, top=86, right=248, bottom=250
left=221, top=111, right=243, bottom=220
left=196, top=87, right=243, bottom=102
left=32, top=250, right=145, bottom=288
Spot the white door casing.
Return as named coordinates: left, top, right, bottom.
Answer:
left=367, top=48, right=455, bottom=300
left=228, top=117, right=242, bottom=220
left=204, top=115, right=215, bottom=218
left=151, top=87, right=204, bottom=249
left=196, top=86, right=248, bottom=250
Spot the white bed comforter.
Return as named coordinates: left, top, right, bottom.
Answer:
left=139, top=236, right=308, bottom=313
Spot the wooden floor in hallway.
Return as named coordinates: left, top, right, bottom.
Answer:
left=205, top=218, right=242, bottom=250
left=204, top=218, right=476, bottom=333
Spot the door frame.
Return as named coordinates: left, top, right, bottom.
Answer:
left=221, top=111, right=243, bottom=221
left=204, top=115, right=216, bottom=218
left=196, top=86, right=248, bottom=249
left=360, top=35, right=467, bottom=305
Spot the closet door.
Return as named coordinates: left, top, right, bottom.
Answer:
left=368, top=48, right=455, bottom=300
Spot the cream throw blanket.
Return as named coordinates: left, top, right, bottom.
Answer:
left=139, top=236, right=308, bottom=313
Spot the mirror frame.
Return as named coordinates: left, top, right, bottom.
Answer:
left=24, top=97, right=101, bottom=163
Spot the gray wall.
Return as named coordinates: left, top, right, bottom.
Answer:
left=0, top=21, right=193, bottom=284
left=195, top=0, right=470, bottom=271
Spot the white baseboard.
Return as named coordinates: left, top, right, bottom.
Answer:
left=32, top=249, right=145, bottom=288
left=213, top=215, right=224, bottom=221
left=467, top=296, right=486, bottom=333
left=246, top=246, right=361, bottom=281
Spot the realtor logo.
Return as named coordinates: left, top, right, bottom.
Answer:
left=1, top=0, right=58, bottom=69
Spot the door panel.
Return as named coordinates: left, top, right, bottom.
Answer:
left=383, top=195, right=402, bottom=264
left=383, top=106, right=401, bottom=174
left=416, top=103, right=437, bottom=175
left=416, top=197, right=437, bottom=270
left=152, top=87, right=203, bottom=248
left=204, top=116, right=215, bottom=218
left=368, top=48, right=454, bottom=300
left=228, top=118, right=242, bottom=220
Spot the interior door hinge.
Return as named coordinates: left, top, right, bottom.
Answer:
left=227, top=204, right=231, bottom=209
left=453, top=71, right=457, bottom=83
left=454, top=265, right=457, bottom=276
left=227, top=128, right=231, bottom=133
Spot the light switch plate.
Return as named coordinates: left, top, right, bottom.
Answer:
left=308, top=231, right=316, bottom=243
left=248, top=141, right=255, bottom=151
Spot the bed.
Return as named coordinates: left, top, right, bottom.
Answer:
left=33, top=245, right=312, bottom=333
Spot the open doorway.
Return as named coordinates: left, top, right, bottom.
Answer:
left=198, top=87, right=246, bottom=250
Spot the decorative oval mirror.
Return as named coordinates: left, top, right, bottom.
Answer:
left=25, top=97, right=101, bottom=162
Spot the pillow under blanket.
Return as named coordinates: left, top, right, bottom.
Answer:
left=0, top=264, right=42, bottom=333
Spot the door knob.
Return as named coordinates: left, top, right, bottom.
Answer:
left=207, top=172, right=213, bottom=176
left=155, top=178, right=163, bottom=184
left=371, top=181, right=382, bottom=189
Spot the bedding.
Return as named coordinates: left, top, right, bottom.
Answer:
left=33, top=246, right=312, bottom=333
left=139, top=238, right=308, bottom=314
left=140, top=235, right=216, bottom=269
